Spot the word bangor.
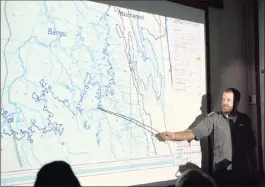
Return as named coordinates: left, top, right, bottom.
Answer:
left=48, top=28, right=67, bottom=37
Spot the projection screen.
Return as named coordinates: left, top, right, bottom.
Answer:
left=1, top=0, right=206, bottom=186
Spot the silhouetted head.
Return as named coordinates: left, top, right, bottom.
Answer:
left=175, top=169, right=217, bottom=187
left=222, top=88, right=241, bottom=114
left=179, top=162, right=201, bottom=173
left=34, top=161, right=81, bottom=187
left=200, top=94, right=208, bottom=114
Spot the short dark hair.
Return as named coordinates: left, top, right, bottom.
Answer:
left=34, top=161, right=81, bottom=187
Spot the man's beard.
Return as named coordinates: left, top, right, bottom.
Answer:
left=222, top=106, right=232, bottom=113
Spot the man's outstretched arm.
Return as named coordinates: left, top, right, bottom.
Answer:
left=155, top=112, right=216, bottom=142
left=155, top=130, right=195, bottom=141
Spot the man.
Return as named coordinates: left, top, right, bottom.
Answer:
left=156, top=88, right=257, bottom=185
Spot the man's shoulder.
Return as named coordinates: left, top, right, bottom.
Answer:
left=237, top=111, right=250, bottom=117
left=237, top=111, right=251, bottom=122
left=207, top=111, right=222, bottom=117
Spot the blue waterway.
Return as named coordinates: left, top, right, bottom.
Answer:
left=165, top=17, right=173, bottom=85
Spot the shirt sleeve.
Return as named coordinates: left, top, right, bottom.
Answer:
left=191, top=112, right=215, bottom=141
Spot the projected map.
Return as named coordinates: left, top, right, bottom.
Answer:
left=1, top=1, right=205, bottom=185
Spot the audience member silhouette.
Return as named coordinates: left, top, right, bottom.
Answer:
left=175, top=168, right=217, bottom=187
left=34, top=161, right=81, bottom=186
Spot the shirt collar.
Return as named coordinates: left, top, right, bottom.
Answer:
left=222, top=110, right=238, bottom=123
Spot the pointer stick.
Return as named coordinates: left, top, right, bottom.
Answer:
left=98, top=106, right=160, bottom=135
left=98, top=107, right=172, bottom=151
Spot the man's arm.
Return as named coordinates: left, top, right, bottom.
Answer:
left=156, top=112, right=215, bottom=142
left=244, top=116, right=257, bottom=172
left=156, top=130, right=195, bottom=141
left=247, top=145, right=257, bottom=172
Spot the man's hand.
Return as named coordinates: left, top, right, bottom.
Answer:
left=155, top=132, right=173, bottom=141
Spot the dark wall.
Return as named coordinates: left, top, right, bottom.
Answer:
left=168, top=0, right=223, bottom=9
